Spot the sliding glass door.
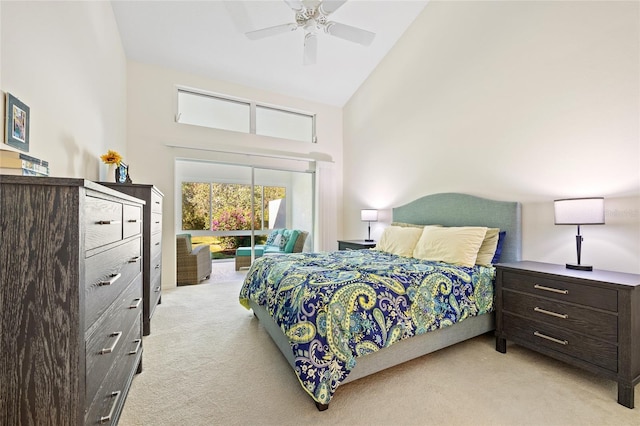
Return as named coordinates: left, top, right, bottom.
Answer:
left=178, top=159, right=314, bottom=266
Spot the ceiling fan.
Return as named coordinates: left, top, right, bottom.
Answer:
left=244, top=0, right=376, bottom=65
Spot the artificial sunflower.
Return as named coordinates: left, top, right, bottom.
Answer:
left=100, top=150, right=122, bottom=165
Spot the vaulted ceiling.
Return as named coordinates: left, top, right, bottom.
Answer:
left=111, top=1, right=428, bottom=106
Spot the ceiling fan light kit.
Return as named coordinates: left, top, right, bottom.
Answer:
left=244, top=0, right=376, bottom=65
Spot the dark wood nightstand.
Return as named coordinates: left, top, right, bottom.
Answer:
left=495, top=261, right=640, bottom=408
left=338, top=240, right=377, bottom=250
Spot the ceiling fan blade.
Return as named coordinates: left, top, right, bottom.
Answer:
left=303, top=33, right=318, bottom=66
left=223, top=1, right=254, bottom=34
left=284, top=0, right=304, bottom=11
left=319, top=0, right=348, bottom=15
left=324, top=21, right=375, bottom=46
left=246, top=23, right=298, bottom=40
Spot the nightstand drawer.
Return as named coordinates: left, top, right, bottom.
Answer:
left=503, top=313, right=618, bottom=372
left=503, top=290, right=617, bottom=342
left=502, top=271, right=617, bottom=312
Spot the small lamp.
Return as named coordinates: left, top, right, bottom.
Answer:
left=554, top=197, right=605, bottom=271
left=361, top=209, right=378, bottom=242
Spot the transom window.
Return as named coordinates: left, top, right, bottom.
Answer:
left=177, top=88, right=316, bottom=143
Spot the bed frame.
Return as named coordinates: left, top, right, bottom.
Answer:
left=248, top=193, right=522, bottom=410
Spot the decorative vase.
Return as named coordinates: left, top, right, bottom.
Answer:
left=107, top=163, right=116, bottom=182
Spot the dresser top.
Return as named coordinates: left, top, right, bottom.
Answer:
left=497, top=261, right=640, bottom=287
left=1, top=175, right=145, bottom=205
left=98, top=181, right=164, bottom=196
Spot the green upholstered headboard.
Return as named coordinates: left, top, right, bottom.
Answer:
left=392, top=193, right=522, bottom=263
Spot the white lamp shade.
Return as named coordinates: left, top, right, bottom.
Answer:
left=554, top=197, right=605, bottom=225
left=361, top=209, right=378, bottom=222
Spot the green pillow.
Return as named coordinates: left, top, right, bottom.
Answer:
left=283, top=230, right=300, bottom=253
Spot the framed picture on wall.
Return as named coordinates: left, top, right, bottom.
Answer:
left=5, top=93, right=30, bottom=152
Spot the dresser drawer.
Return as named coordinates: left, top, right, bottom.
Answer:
left=86, top=196, right=123, bottom=250
left=503, top=313, right=618, bottom=372
left=85, top=277, right=142, bottom=405
left=123, top=204, right=142, bottom=239
left=86, top=314, right=141, bottom=426
left=501, top=271, right=617, bottom=312
left=503, top=290, right=618, bottom=342
left=150, top=273, right=162, bottom=315
left=150, top=231, right=162, bottom=258
left=150, top=212, right=162, bottom=234
left=151, top=191, right=163, bottom=213
left=85, top=238, right=142, bottom=328
left=150, top=248, right=162, bottom=280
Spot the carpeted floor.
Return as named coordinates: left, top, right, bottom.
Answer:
left=119, top=261, right=639, bottom=425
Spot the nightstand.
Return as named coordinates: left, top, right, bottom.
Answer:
left=337, top=240, right=377, bottom=250
left=495, top=261, right=640, bottom=408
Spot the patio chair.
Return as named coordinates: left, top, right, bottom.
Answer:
left=176, top=234, right=212, bottom=285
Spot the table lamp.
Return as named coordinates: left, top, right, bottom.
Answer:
left=554, top=197, right=605, bottom=271
left=361, top=209, right=378, bottom=242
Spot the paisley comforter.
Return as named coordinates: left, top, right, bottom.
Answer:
left=239, top=249, right=496, bottom=405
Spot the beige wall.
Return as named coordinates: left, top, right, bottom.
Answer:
left=0, top=1, right=127, bottom=179
left=3, top=1, right=637, bottom=278
left=125, top=61, right=344, bottom=288
left=344, top=1, right=640, bottom=273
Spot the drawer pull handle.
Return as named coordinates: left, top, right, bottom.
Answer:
left=534, top=331, right=568, bottom=346
left=155, top=242, right=160, bottom=246
left=100, top=331, right=123, bottom=355
left=128, top=256, right=141, bottom=263
left=99, top=391, right=122, bottom=424
left=155, top=264, right=161, bottom=270
left=129, top=298, right=142, bottom=309
left=97, top=220, right=121, bottom=225
left=129, top=338, right=142, bottom=355
left=155, top=221, right=160, bottom=224
left=534, top=307, right=568, bottom=319
left=98, top=273, right=121, bottom=286
left=127, top=219, right=140, bottom=223
left=534, top=284, right=568, bottom=295
left=155, top=201, right=160, bottom=204
left=155, top=286, right=161, bottom=293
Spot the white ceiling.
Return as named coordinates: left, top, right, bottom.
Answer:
left=111, top=0, right=428, bottom=106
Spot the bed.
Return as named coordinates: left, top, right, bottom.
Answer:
left=239, top=193, right=522, bottom=410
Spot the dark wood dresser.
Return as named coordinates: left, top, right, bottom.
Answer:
left=100, top=183, right=163, bottom=335
left=495, top=261, right=640, bottom=408
left=0, top=176, right=145, bottom=425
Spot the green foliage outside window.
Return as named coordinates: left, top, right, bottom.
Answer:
left=182, top=182, right=210, bottom=230
left=181, top=181, right=286, bottom=250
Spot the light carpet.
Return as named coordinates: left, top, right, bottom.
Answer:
left=119, top=261, right=638, bottom=425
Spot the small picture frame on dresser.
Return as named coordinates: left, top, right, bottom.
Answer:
left=116, top=162, right=132, bottom=183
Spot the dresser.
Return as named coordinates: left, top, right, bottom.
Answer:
left=337, top=240, right=377, bottom=250
left=101, top=183, right=163, bottom=336
left=0, top=176, right=145, bottom=425
left=495, top=261, right=640, bottom=408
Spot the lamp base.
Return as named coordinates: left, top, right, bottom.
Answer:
left=364, top=239, right=374, bottom=242
left=566, top=263, right=593, bottom=271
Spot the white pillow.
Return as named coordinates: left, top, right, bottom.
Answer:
left=376, top=226, right=425, bottom=257
left=475, top=228, right=500, bottom=266
left=412, top=226, right=488, bottom=267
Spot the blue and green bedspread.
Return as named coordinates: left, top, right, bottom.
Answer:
left=239, top=249, right=496, bottom=405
